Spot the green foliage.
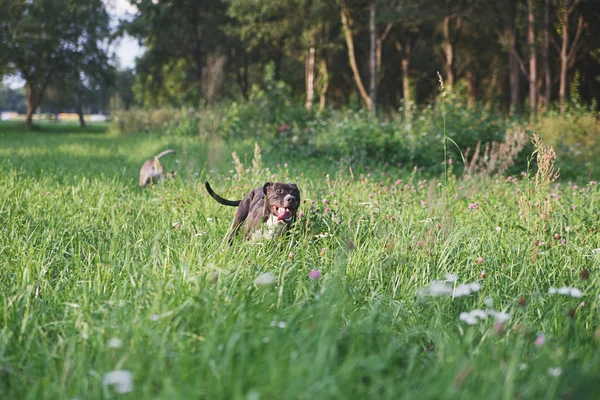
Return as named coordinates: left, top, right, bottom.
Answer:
left=112, top=87, right=600, bottom=179
left=2, top=123, right=600, bottom=398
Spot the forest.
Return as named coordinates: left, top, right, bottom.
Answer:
left=1, top=0, right=599, bottom=122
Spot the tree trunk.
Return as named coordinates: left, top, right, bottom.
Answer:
left=559, top=0, right=569, bottom=114
left=508, top=23, right=520, bottom=114
left=77, top=89, right=86, bottom=128
left=319, top=59, right=329, bottom=111
left=442, top=15, right=454, bottom=90
left=466, top=69, right=476, bottom=108
left=376, top=22, right=393, bottom=78
left=368, top=1, right=376, bottom=114
left=528, top=0, right=537, bottom=121
left=340, top=1, right=371, bottom=108
left=542, top=0, right=551, bottom=112
left=396, top=40, right=412, bottom=119
left=305, top=37, right=316, bottom=110
left=26, top=83, right=38, bottom=129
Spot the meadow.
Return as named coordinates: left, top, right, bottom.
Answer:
left=1, top=119, right=600, bottom=399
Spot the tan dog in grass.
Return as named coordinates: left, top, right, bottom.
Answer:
left=139, top=149, right=176, bottom=187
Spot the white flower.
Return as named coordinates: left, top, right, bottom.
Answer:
left=488, top=310, right=511, bottom=323
left=459, top=309, right=510, bottom=325
left=277, top=321, right=287, bottom=329
left=484, top=297, right=494, bottom=307
left=445, top=273, right=458, bottom=283
left=254, top=272, right=276, bottom=286
left=453, top=282, right=481, bottom=297
left=150, top=314, right=159, bottom=322
left=421, top=280, right=453, bottom=297
left=107, top=338, right=122, bottom=348
left=549, top=287, right=582, bottom=298
left=420, top=279, right=481, bottom=297
left=548, top=367, right=562, bottom=377
left=459, top=309, right=488, bottom=325
left=518, top=363, right=528, bottom=371
left=496, top=226, right=501, bottom=232
left=102, top=370, right=134, bottom=394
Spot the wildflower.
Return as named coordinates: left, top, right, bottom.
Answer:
left=453, top=282, right=481, bottom=297
left=254, top=272, right=276, bottom=286
left=518, top=363, right=528, bottom=371
left=535, top=334, right=546, bottom=347
left=565, top=226, right=571, bottom=232
left=324, top=207, right=331, bottom=213
left=277, top=321, right=287, bottom=329
left=496, top=226, right=501, bottom=232
left=322, top=199, right=329, bottom=204
left=468, top=203, right=479, bottom=210
left=484, top=297, right=494, bottom=307
left=579, top=301, right=585, bottom=308
left=459, top=309, right=508, bottom=326
left=548, top=367, right=562, bottom=377
left=297, top=211, right=304, bottom=219
left=422, top=281, right=453, bottom=297
left=548, top=287, right=582, bottom=298
left=493, top=321, right=505, bottom=334
left=459, top=309, right=488, bottom=325
left=103, top=370, right=134, bottom=394
left=480, top=270, right=486, bottom=279
left=476, top=257, right=484, bottom=265
left=488, top=310, right=510, bottom=323
left=319, top=248, right=327, bottom=257
left=107, top=338, right=122, bottom=349
left=308, top=269, right=321, bottom=280
left=420, top=200, right=427, bottom=207
left=150, top=314, right=159, bottom=322
left=288, top=252, right=294, bottom=261
left=554, top=233, right=561, bottom=240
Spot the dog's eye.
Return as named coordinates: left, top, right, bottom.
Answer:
left=276, top=189, right=284, bottom=194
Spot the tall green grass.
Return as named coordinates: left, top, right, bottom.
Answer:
left=1, top=122, right=600, bottom=399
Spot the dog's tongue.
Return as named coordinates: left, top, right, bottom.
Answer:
left=277, top=207, right=292, bottom=221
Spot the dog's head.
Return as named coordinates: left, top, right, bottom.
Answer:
left=263, top=182, right=300, bottom=223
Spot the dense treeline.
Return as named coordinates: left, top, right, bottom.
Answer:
left=1, top=0, right=599, bottom=127
left=124, top=0, right=600, bottom=116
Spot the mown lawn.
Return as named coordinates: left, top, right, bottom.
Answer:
left=1, top=121, right=600, bottom=399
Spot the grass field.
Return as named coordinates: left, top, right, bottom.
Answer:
left=1, top=121, right=600, bottom=399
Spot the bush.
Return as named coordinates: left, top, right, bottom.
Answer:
left=109, top=86, right=599, bottom=180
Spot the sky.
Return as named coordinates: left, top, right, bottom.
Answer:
left=110, top=0, right=146, bottom=69
left=2, top=0, right=145, bottom=89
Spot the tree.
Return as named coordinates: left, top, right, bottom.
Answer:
left=124, top=0, right=231, bottom=105
left=558, top=0, right=584, bottom=114
left=0, top=0, right=112, bottom=128
left=368, top=0, right=376, bottom=114
left=340, top=0, right=372, bottom=109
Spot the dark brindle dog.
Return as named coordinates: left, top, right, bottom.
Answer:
left=205, top=181, right=300, bottom=244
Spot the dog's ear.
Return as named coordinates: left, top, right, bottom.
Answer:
left=263, top=182, right=273, bottom=195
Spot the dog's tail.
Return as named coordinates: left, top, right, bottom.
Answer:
left=205, top=181, right=241, bottom=207
left=156, top=149, right=176, bottom=159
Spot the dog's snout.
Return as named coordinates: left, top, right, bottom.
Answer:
left=284, top=194, right=298, bottom=206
